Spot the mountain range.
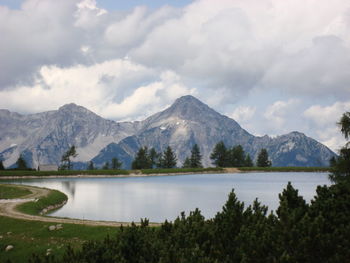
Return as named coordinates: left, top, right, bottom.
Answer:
left=0, top=95, right=336, bottom=169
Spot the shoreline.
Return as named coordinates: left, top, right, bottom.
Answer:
left=0, top=184, right=161, bottom=227
left=0, top=167, right=329, bottom=226
left=0, top=168, right=240, bottom=180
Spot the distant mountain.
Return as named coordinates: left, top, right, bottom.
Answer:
left=94, top=95, right=336, bottom=168
left=0, top=96, right=336, bottom=169
left=0, top=104, right=139, bottom=168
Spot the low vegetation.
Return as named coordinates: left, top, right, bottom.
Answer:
left=22, top=181, right=350, bottom=263
left=141, top=167, right=224, bottom=174
left=0, top=216, right=119, bottom=263
left=17, top=189, right=68, bottom=215
left=239, top=166, right=331, bottom=172
left=0, top=184, right=32, bottom=199
left=0, top=169, right=130, bottom=177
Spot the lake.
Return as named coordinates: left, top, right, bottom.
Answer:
left=5, top=172, right=331, bottom=222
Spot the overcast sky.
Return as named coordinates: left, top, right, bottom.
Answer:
left=0, top=0, right=349, bottom=152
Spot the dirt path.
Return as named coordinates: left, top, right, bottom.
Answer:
left=0, top=185, right=160, bottom=227
left=223, top=167, right=241, bottom=173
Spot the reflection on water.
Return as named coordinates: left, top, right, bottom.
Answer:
left=5, top=172, right=331, bottom=222
left=61, top=181, right=76, bottom=197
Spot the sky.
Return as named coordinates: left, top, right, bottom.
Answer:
left=0, top=0, right=349, bottom=153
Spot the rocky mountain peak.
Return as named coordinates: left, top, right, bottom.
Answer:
left=58, top=103, right=90, bottom=113
left=168, top=95, right=214, bottom=117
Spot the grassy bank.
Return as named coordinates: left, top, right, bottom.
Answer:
left=141, top=167, right=224, bottom=174
left=238, top=166, right=331, bottom=172
left=0, top=184, right=32, bottom=199
left=0, top=168, right=225, bottom=177
left=17, top=189, right=68, bottom=215
left=0, top=216, right=119, bottom=263
left=0, top=169, right=130, bottom=177
left=0, top=184, right=117, bottom=262
left=0, top=166, right=330, bottom=178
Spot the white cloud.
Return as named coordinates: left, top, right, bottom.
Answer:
left=264, top=99, right=300, bottom=130
left=304, top=101, right=350, bottom=127
left=0, top=60, right=193, bottom=120
left=303, top=101, right=350, bottom=151
left=230, top=106, right=256, bottom=122
left=0, top=0, right=350, bottom=151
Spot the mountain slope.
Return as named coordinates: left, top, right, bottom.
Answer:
left=95, top=96, right=336, bottom=168
left=0, top=104, right=139, bottom=168
left=0, top=96, right=336, bottom=169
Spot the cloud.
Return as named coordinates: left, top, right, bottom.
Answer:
left=0, top=0, right=350, bottom=152
left=0, top=0, right=83, bottom=87
left=264, top=99, right=300, bottom=131
left=0, top=59, right=193, bottom=120
left=303, top=101, right=350, bottom=151
left=304, top=101, right=350, bottom=127
left=230, top=106, right=256, bottom=122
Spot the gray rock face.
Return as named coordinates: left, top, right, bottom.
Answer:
left=0, top=95, right=336, bottom=169
left=0, top=104, right=139, bottom=168
left=96, top=96, right=336, bottom=168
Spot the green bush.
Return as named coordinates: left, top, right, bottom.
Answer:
left=17, top=189, right=68, bottom=215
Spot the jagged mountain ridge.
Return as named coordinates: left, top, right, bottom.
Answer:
left=0, top=104, right=139, bottom=168
left=93, top=96, right=336, bottom=168
left=0, top=95, right=336, bottom=168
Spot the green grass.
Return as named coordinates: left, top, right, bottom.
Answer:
left=238, top=166, right=331, bottom=172
left=0, top=184, right=32, bottom=199
left=0, top=216, right=119, bottom=263
left=0, top=169, right=130, bottom=177
left=17, top=189, right=68, bottom=215
left=141, top=167, right=224, bottom=174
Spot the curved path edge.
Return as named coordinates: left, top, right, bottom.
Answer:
left=0, top=184, right=160, bottom=227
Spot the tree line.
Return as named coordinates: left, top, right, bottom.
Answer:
left=210, top=141, right=271, bottom=167
left=26, top=111, right=350, bottom=263
left=0, top=142, right=272, bottom=171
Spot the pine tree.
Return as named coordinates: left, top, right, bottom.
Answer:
left=61, top=145, right=78, bottom=170
left=229, top=145, right=245, bottom=167
left=210, top=141, right=228, bottom=167
left=16, top=154, right=28, bottom=170
left=244, top=154, right=254, bottom=167
left=87, top=161, right=94, bottom=170
left=102, top=161, right=110, bottom=170
left=190, top=144, right=203, bottom=168
left=329, top=112, right=350, bottom=182
left=182, top=157, right=191, bottom=168
left=148, top=148, right=159, bottom=168
left=0, top=160, right=4, bottom=170
left=159, top=146, right=177, bottom=168
left=132, top=146, right=152, bottom=169
left=257, top=149, right=272, bottom=167
left=111, top=157, right=122, bottom=169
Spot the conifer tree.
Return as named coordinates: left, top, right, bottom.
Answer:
left=132, top=146, right=152, bottom=169
left=16, top=154, right=28, bottom=170
left=190, top=144, right=203, bottom=168
left=111, top=157, right=122, bottom=169
left=61, top=145, right=78, bottom=170
left=182, top=157, right=191, bottom=168
left=257, top=148, right=272, bottom=167
left=87, top=161, right=94, bottom=170
left=0, top=160, right=4, bottom=170
left=210, top=141, right=228, bottom=167
left=148, top=148, right=160, bottom=168
left=159, top=146, right=177, bottom=168
left=102, top=161, right=110, bottom=170
left=244, top=154, right=254, bottom=167
left=329, top=112, right=350, bottom=182
left=229, top=145, right=245, bottom=167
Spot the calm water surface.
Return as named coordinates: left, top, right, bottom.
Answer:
left=6, top=172, right=330, bottom=222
